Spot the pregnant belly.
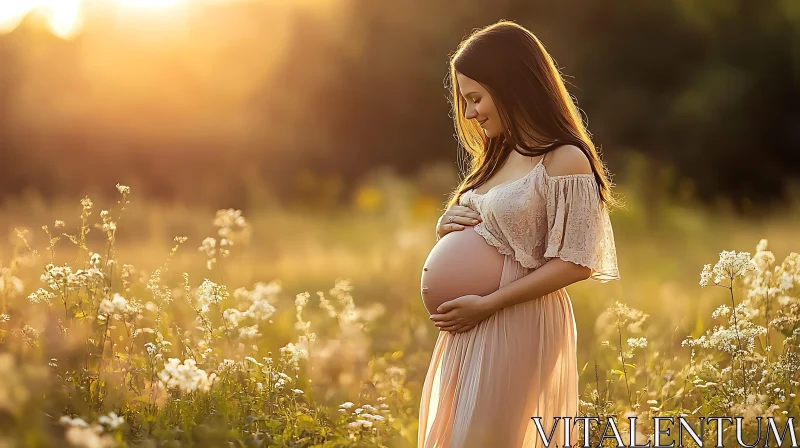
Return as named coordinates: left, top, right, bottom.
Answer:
left=420, top=226, right=504, bottom=315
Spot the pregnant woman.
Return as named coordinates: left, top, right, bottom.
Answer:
left=418, top=20, right=620, bottom=447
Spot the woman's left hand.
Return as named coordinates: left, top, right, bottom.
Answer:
left=430, top=294, right=496, bottom=333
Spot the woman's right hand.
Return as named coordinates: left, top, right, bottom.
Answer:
left=436, top=205, right=482, bottom=239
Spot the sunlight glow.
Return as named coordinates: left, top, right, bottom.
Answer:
left=0, top=0, right=206, bottom=39
left=47, top=0, right=83, bottom=38
left=0, top=1, right=83, bottom=39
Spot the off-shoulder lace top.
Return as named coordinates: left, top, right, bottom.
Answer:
left=458, top=155, right=620, bottom=282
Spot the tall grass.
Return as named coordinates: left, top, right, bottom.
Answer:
left=0, top=172, right=798, bottom=446
left=0, top=187, right=406, bottom=446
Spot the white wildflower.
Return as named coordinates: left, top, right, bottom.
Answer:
left=59, top=416, right=90, bottom=428
left=238, top=324, right=260, bottom=339
left=245, top=298, right=276, bottom=321
left=700, top=264, right=714, bottom=287
left=217, top=359, right=236, bottom=372
left=97, top=411, right=124, bottom=430
left=712, top=304, right=730, bottom=319
left=64, top=425, right=115, bottom=448
left=111, top=293, right=128, bottom=313
left=280, top=337, right=311, bottom=366
left=703, top=250, right=755, bottom=287
left=132, top=328, right=155, bottom=338
left=20, top=325, right=40, bottom=344
left=27, top=288, right=55, bottom=305
left=223, top=308, right=243, bottom=327
left=210, top=209, right=250, bottom=257
left=199, top=237, right=216, bottom=257
left=234, top=281, right=281, bottom=303
left=627, top=337, right=648, bottom=350
left=244, top=356, right=263, bottom=367
left=196, top=279, right=227, bottom=308
left=40, top=263, right=74, bottom=290
left=779, top=271, right=794, bottom=291
left=157, top=358, right=217, bottom=393
left=98, top=299, right=115, bottom=315
left=752, top=239, right=776, bottom=274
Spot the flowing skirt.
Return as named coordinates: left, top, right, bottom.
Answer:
left=417, top=254, right=579, bottom=448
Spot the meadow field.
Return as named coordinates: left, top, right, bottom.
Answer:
left=0, top=0, right=798, bottom=445
left=0, top=160, right=798, bottom=447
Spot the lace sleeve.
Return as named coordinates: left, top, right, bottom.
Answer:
left=544, top=175, right=620, bottom=282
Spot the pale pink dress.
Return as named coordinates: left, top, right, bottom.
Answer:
left=418, top=155, right=620, bottom=448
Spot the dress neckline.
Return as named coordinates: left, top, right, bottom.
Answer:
left=466, top=154, right=596, bottom=198
left=468, top=156, right=546, bottom=197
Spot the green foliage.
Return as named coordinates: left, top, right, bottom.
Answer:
left=0, top=178, right=798, bottom=447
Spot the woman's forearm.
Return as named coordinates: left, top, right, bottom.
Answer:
left=485, top=258, right=591, bottom=312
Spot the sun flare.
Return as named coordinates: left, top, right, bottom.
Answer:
left=0, top=0, right=197, bottom=39
left=0, top=1, right=82, bottom=38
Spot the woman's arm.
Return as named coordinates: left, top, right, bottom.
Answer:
left=432, top=144, right=606, bottom=331
left=485, top=259, right=590, bottom=312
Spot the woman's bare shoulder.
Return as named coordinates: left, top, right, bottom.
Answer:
left=544, top=144, right=592, bottom=176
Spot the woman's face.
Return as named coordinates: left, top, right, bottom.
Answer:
left=456, top=72, right=502, bottom=138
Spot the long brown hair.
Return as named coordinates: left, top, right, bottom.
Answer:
left=444, top=20, right=620, bottom=211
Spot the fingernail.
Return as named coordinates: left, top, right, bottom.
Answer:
left=471, top=219, right=478, bottom=223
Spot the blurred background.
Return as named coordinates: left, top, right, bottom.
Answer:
left=1, top=0, right=799, bottom=213
left=0, top=1, right=799, bottom=443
